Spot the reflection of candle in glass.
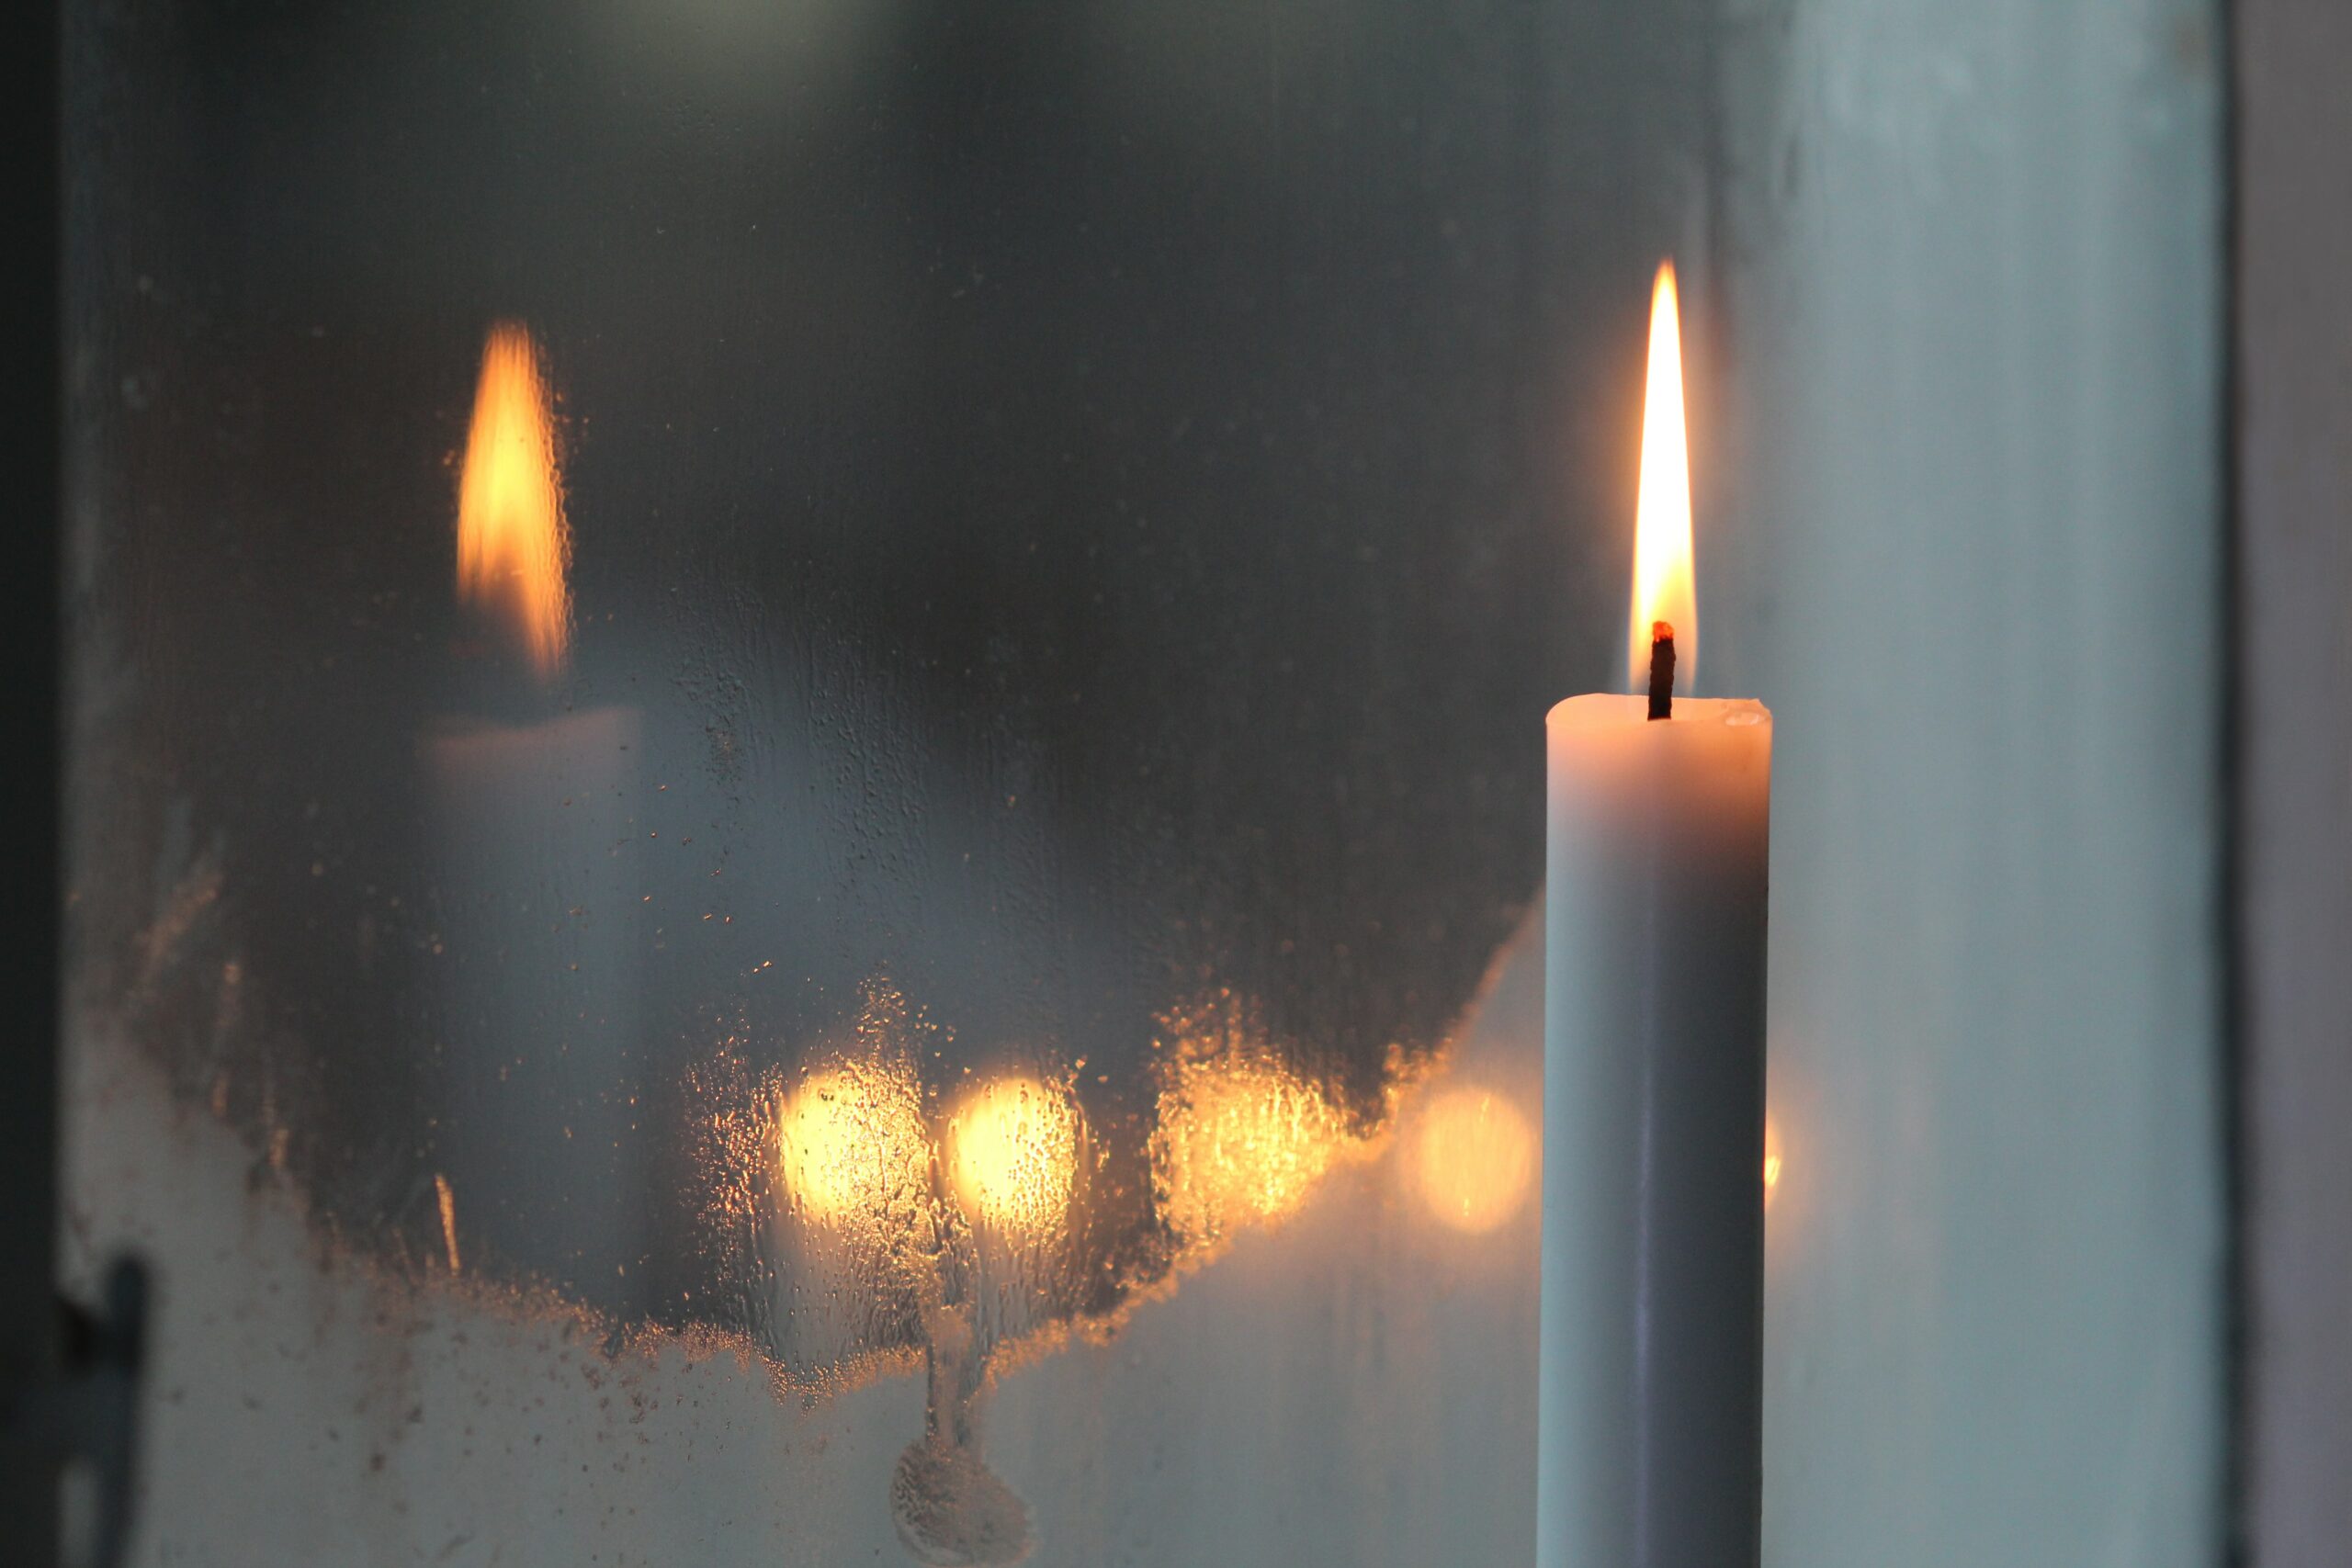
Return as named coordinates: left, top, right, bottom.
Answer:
left=1538, top=261, right=1772, bottom=1568
left=897, top=1072, right=1078, bottom=1568
left=424, top=322, right=650, bottom=1310
left=456, top=321, right=571, bottom=676
left=767, top=1047, right=939, bottom=1382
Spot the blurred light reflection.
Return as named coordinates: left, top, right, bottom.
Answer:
left=1415, top=1088, right=1533, bottom=1234
left=778, top=1062, right=932, bottom=1234
left=946, top=1076, right=1080, bottom=1239
left=1151, top=1051, right=1351, bottom=1248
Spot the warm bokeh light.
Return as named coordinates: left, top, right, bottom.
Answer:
left=1416, top=1088, right=1534, bottom=1234
left=946, top=1076, right=1080, bottom=1238
left=1763, top=1115, right=1782, bottom=1210
left=1629, top=259, right=1697, bottom=691
left=457, top=321, right=571, bottom=675
left=778, top=1061, right=932, bottom=1231
left=1151, top=1054, right=1351, bottom=1247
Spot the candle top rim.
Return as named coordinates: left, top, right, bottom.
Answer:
left=1545, top=692, right=1770, bottom=733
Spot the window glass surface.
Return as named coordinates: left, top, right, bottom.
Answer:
left=64, top=5, right=1701, bottom=1562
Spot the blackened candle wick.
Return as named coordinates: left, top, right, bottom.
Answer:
left=1646, top=621, right=1677, bottom=720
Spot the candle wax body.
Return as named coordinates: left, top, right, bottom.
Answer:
left=1539, top=693, right=1770, bottom=1568
left=426, top=705, right=650, bottom=1307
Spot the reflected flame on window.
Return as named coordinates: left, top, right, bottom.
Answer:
left=1151, top=1051, right=1351, bottom=1248
left=1415, top=1088, right=1533, bottom=1234
left=456, top=321, right=571, bottom=675
left=777, top=1061, right=932, bottom=1234
left=946, top=1076, right=1080, bottom=1239
left=1763, top=1115, right=1782, bottom=1210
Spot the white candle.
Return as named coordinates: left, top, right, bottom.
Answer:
left=1537, top=263, right=1771, bottom=1568
left=423, top=321, right=650, bottom=1306
left=425, top=703, right=648, bottom=1298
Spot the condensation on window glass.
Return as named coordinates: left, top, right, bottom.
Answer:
left=62, top=1, right=1710, bottom=1562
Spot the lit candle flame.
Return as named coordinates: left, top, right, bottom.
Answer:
left=1629, top=260, right=1697, bottom=692
left=457, top=321, right=571, bottom=676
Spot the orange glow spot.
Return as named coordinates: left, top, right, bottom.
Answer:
left=457, top=321, right=571, bottom=676
left=1629, top=260, right=1697, bottom=692
left=778, top=1061, right=931, bottom=1231
left=433, top=1172, right=461, bottom=1275
left=1763, top=1116, right=1782, bottom=1209
left=1416, top=1088, right=1534, bottom=1235
left=1151, top=1054, right=1350, bottom=1247
left=946, top=1077, right=1080, bottom=1239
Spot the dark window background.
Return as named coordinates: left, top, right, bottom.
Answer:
left=68, top=0, right=1703, bottom=1373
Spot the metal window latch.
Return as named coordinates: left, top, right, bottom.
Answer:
left=2, top=1258, right=149, bottom=1568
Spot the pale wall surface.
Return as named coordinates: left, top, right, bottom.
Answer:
left=1711, top=2, right=2229, bottom=1563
